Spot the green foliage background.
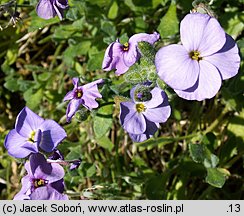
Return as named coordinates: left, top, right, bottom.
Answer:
left=0, top=0, right=243, bottom=199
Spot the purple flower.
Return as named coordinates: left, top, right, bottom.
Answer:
left=36, top=0, right=69, bottom=20
left=120, top=86, right=171, bottom=142
left=155, top=13, right=240, bottom=101
left=63, top=78, right=104, bottom=122
left=4, top=107, right=67, bottom=158
left=48, top=149, right=64, bottom=160
left=102, top=32, right=160, bottom=75
left=47, top=149, right=81, bottom=170
left=14, top=153, right=68, bottom=200
left=69, top=160, right=81, bottom=170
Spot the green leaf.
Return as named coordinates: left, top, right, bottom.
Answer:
left=137, top=41, right=156, bottom=64
left=202, top=132, right=217, bottom=151
left=227, top=108, right=244, bottom=142
left=17, top=80, right=34, bottom=92
left=205, top=168, right=226, bottom=188
left=173, top=109, right=181, bottom=121
left=237, top=38, right=244, bottom=58
left=66, top=1, right=85, bottom=20
left=4, top=79, right=19, bottom=92
left=225, top=13, right=244, bottom=39
left=124, top=64, right=148, bottom=84
left=83, top=164, right=96, bottom=178
left=66, top=145, right=82, bottom=160
left=108, top=1, right=119, bottom=19
left=23, top=88, right=43, bottom=110
left=5, top=49, right=17, bottom=65
left=28, top=11, right=60, bottom=32
left=101, top=20, right=117, bottom=36
left=93, top=104, right=113, bottom=139
left=135, top=17, right=149, bottom=32
left=75, top=108, right=90, bottom=122
left=203, top=154, right=219, bottom=169
left=53, top=25, right=81, bottom=40
left=189, top=143, right=219, bottom=168
left=63, top=41, right=91, bottom=67
left=145, top=174, right=166, bottom=199
left=189, top=143, right=206, bottom=164
left=157, top=1, right=179, bottom=38
left=96, top=136, right=114, bottom=152
left=38, top=72, right=51, bottom=82
left=88, top=0, right=107, bottom=7
left=87, top=51, right=105, bottom=71
left=153, top=0, right=169, bottom=8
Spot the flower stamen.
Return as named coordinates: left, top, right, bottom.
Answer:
left=75, top=89, right=83, bottom=98
left=136, top=103, right=146, bottom=113
left=33, top=178, right=49, bottom=188
left=27, top=131, right=36, bottom=143
left=123, top=42, right=129, bottom=51
left=189, top=51, right=202, bottom=61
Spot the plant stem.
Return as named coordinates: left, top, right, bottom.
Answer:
left=204, top=106, right=229, bottom=134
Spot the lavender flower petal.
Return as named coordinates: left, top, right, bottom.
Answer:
left=63, top=90, right=74, bottom=101
left=81, top=82, right=103, bottom=109
left=129, top=119, right=159, bottom=142
left=144, top=105, right=171, bottom=123
left=30, top=187, right=68, bottom=200
left=36, top=0, right=56, bottom=20
left=38, top=119, right=67, bottom=152
left=128, top=32, right=160, bottom=46
left=197, top=15, right=226, bottom=56
left=15, top=107, right=44, bottom=138
left=204, top=34, right=240, bottom=80
left=66, top=99, right=82, bottom=122
left=4, top=130, right=36, bottom=158
left=102, top=41, right=129, bottom=75
left=72, top=77, right=79, bottom=87
left=143, top=87, right=165, bottom=108
left=120, top=102, right=146, bottom=134
left=50, top=179, right=65, bottom=193
left=123, top=32, right=160, bottom=67
left=123, top=44, right=139, bottom=67
left=155, top=44, right=200, bottom=90
left=13, top=176, right=32, bottom=200
left=102, top=42, right=119, bottom=70
left=82, top=78, right=104, bottom=89
left=175, top=60, right=222, bottom=100
left=64, top=78, right=103, bottom=122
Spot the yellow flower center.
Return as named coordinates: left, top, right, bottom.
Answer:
left=189, top=51, right=202, bottom=61
left=75, top=89, right=83, bottom=98
left=136, top=103, right=146, bottom=113
left=123, top=42, right=129, bottom=51
left=28, top=131, right=36, bottom=143
left=34, top=179, right=48, bottom=188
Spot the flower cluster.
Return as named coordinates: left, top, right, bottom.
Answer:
left=4, top=107, right=79, bottom=200
left=4, top=6, right=241, bottom=200
left=4, top=75, right=104, bottom=199
left=102, top=12, right=240, bottom=142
